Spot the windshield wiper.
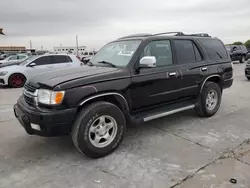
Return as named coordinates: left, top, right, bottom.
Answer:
left=97, top=61, right=117, bottom=68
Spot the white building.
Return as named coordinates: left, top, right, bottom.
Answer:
left=53, top=46, right=86, bottom=54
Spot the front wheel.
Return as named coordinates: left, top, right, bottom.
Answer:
left=8, top=73, right=26, bottom=88
left=195, top=82, right=222, bottom=117
left=71, top=101, right=126, bottom=158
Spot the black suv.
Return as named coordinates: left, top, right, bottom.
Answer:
left=225, top=44, right=249, bottom=63
left=14, top=32, right=233, bottom=158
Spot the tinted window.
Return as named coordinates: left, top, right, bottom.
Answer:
left=194, top=44, right=202, bottom=61
left=9, top=55, right=18, bottom=60
left=174, top=40, right=197, bottom=64
left=141, top=40, right=173, bottom=67
left=52, top=55, right=72, bottom=64
left=235, top=46, right=241, bottom=50
left=18, top=55, right=27, bottom=60
left=240, top=45, right=248, bottom=52
left=199, top=38, right=228, bottom=60
left=32, top=56, right=51, bottom=66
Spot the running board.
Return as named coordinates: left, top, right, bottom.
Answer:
left=143, top=105, right=195, bottom=122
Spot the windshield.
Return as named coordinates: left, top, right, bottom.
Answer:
left=20, top=56, right=38, bottom=66
left=90, top=40, right=142, bottom=67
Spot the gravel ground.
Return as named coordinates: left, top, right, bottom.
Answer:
left=0, top=63, right=250, bottom=188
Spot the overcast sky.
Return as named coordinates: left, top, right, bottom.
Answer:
left=0, top=0, right=250, bottom=51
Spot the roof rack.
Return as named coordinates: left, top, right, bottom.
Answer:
left=182, top=33, right=211, bottom=37
left=152, top=32, right=184, bottom=36
left=118, top=32, right=211, bottom=40
left=118, top=33, right=152, bottom=39
left=153, top=32, right=211, bottom=37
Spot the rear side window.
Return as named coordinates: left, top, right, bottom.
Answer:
left=174, top=40, right=202, bottom=64
left=52, top=55, right=72, bottom=64
left=199, top=38, right=229, bottom=60
left=240, top=45, right=247, bottom=52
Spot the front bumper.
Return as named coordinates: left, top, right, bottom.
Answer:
left=245, top=67, right=250, bottom=77
left=14, top=96, right=77, bottom=137
left=0, top=75, right=8, bottom=85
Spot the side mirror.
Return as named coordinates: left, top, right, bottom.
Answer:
left=29, top=62, right=36, bottom=67
left=139, top=56, right=156, bottom=68
left=232, top=47, right=237, bottom=52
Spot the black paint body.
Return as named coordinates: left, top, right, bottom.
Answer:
left=14, top=35, right=234, bottom=136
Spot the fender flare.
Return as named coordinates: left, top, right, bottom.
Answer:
left=199, top=74, right=222, bottom=93
left=78, top=92, right=130, bottom=112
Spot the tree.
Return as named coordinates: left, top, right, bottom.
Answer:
left=245, top=40, right=250, bottom=48
left=232, top=41, right=243, bottom=45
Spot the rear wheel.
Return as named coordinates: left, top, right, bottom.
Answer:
left=71, top=101, right=126, bottom=158
left=240, top=55, right=246, bottom=63
left=195, top=82, right=222, bottom=117
left=8, top=73, right=26, bottom=88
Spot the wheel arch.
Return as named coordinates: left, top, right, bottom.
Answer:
left=77, top=92, right=130, bottom=117
left=200, top=75, right=223, bottom=92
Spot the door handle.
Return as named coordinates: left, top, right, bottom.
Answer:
left=169, top=72, right=177, bottom=77
left=201, top=67, right=207, bottom=71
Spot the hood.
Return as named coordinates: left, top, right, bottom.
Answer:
left=0, top=62, right=20, bottom=68
left=30, top=65, right=125, bottom=89
left=0, top=65, right=20, bottom=71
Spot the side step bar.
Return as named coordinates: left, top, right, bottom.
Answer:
left=143, top=105, right=195, bottom=122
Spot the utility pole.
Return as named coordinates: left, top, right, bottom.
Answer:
left=76, top=35, right=79, bottom=55
left=29, top=40, right=32, bottom=49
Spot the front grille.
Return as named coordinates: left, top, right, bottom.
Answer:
left=24, top=83, right=37, bottom=93
left=24, top=94, right=35, bottom=106
left=23, top=82, right=38, bottom=107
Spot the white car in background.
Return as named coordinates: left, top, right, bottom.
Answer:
left=0, top=54, right=83, bottom=88
left=0, top=54, right=29, bottom=65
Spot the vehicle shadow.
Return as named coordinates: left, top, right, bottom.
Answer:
left=6, top=109, right=200, bottom=162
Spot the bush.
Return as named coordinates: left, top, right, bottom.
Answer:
left=232, top=41, right=243, bottom=45
left=245, top=40, right=250, bottom=48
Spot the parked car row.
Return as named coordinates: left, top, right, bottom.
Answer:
left=0, top=54, right=83, bottom=88
left=0, top=54, right=29, bottom=65
left=226, top=44, right=250, bottom=63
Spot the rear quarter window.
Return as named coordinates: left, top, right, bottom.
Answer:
left=198, top=38, right=229, bottom=61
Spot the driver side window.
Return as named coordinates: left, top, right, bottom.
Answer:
left=31, top=56, right=52, bottom=66
left=9, top=55, right=18, bottom=60
left=141, top=40, right=173, bottom=67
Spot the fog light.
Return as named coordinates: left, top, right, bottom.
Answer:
left=30, top=123, right=41, bottom=131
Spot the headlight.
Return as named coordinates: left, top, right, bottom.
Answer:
left=0, top=71, right=8, bottom=76
left=37, top=89, right=65, bottom=105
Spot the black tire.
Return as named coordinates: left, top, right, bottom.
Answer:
left=240, top=55, right=246, bottom=63
left=247, top=77, right=250, bottom=80
left=195, top=82, right=222, bottom=117
left=71, top=101, right=126, bottom=158
left=8, top=73, right=26, bottom=88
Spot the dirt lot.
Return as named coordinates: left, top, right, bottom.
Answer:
left=1, top=63, right=250, bottom=188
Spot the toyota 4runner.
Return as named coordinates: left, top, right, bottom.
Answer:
left=14, top=32, right=233, bottom=158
